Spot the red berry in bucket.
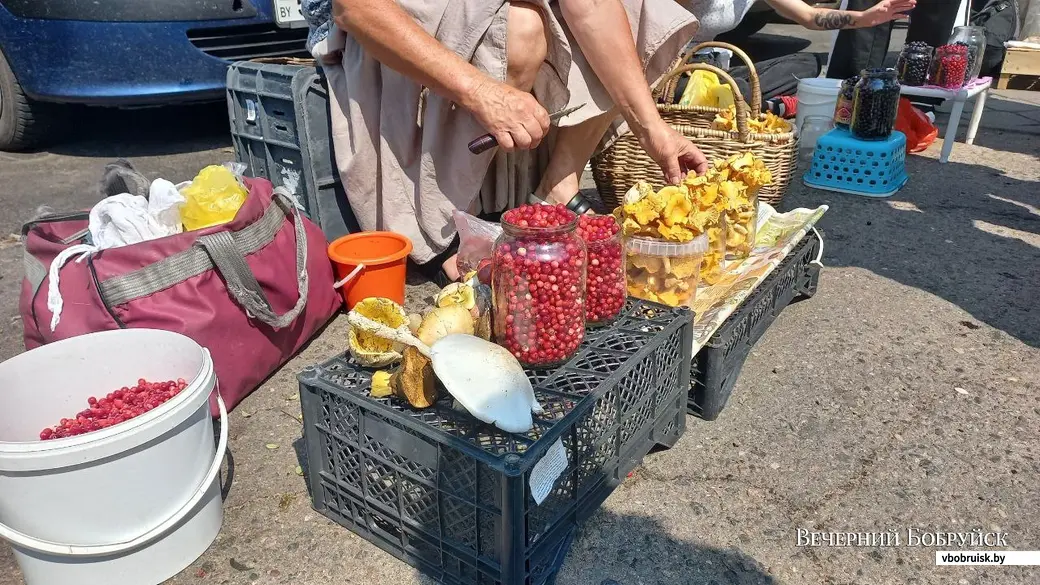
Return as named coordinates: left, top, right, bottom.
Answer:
left=39, top=378, right=187, bottom=440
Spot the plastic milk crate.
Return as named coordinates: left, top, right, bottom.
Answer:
left=803, top=128, right=908, bottom=198
left=689, top=231, right=822, bottom=421
left=299, top=300, right=693, bottom=585
left=227, top=60, right=357, bottom=241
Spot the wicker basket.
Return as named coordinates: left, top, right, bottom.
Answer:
left=593, top=42, right=797, bottom=209
left=653, top=42, right=763, bottom=128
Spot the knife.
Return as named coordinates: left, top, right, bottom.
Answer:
left=467, top=103, right=586, bottom=155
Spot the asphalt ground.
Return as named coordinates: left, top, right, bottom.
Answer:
left=0, top=23, right=1037, bottom=585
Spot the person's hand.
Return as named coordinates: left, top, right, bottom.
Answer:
left=638, top=122, right=709, bottom=184
left=863, top=0, right=916, bottom=27
left=466, top=80, right=550, bottom=152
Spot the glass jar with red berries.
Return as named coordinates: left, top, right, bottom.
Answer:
left=950, top=26, right=987, bottom=83
left=577, top=215, right=625, bottom=327
left=492, top=204, right=588, bottom=368
left=928, top=44, right=969, bottom=89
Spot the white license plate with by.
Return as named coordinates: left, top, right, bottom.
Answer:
left=274, top=0, right=306, bottom=27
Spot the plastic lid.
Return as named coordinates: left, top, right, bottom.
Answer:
left=625, top=233, right=709, bottom=256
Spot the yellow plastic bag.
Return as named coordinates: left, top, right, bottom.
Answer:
left=711, top=83, right=735, bottom=109
left=678, top=70, right=736, bottom=109
left=680, top=70, right=719, bottom=107
left=180, top=165, right=248, bottom=231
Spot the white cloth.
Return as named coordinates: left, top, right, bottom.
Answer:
left=47, top=179, right=185, bottom=331
left=90, top=181, right=184, bottom=249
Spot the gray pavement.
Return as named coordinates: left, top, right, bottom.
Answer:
left=0, top=24, right=1038, bottom=585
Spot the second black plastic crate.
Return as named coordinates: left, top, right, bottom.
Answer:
left=299, top=300, right=692, bottom=585
left=689, top=231, right=823, bottom=421
left=227, top=60, right=357, bottom=242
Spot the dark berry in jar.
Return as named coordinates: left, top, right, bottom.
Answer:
left=576, top=215, right=625, bottom=325
left=492, top=204, right=587, bottom=367
left=850, top=68, right=900, bottom=140
left=39, top=378, right=189, bottom=440
left=897, top=42, right=932, bottom=87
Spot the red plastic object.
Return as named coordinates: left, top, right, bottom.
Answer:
left=894, top=98, right=938, bottom=153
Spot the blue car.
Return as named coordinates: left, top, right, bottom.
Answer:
left=0, top=0, right=310, bottom=150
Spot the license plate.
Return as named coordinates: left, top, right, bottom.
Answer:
left=274, top=0, right=306, bottom=27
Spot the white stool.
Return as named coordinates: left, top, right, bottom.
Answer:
left=899, top=77, right=992, bottom=163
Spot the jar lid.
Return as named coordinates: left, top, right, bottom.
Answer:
left=860, top=67, right=898, bottom=79
left=625, top=233, right=709, bottom=256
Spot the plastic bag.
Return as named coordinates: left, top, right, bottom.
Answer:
left=1020, top=0, right=1040, bottom=42
left=894, top=98, right=938, bottom=153
left=453, top=210, right=501, bottom=282
left=678, top=70, right=734, bottom=108
left=180, top=163, right=249, bottom=231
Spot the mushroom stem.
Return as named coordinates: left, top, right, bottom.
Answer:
left=345, top=312, right=433, bottom=358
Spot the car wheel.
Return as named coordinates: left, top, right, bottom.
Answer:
left=0, top=48, right=63, bottom=151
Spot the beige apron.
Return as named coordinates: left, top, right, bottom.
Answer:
left=319, top=0, right=698, bottom=263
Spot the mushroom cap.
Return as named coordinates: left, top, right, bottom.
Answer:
left=429, top=334, right=543, bottom=433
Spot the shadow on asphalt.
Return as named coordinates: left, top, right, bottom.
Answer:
left=785, top=146, right=1040, bottom=348
left=941, top=94, right=1040, bottom=159
left=43, top=102, right=231, bottom=158
left=552, top=508, right=779, bottom=585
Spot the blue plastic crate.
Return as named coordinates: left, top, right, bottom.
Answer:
left=803, top=128, right=908, bottom=198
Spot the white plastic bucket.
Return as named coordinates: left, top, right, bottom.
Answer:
left=0, top=329, right=227, bottom=585
left=795, top=77, right=843, bottom=136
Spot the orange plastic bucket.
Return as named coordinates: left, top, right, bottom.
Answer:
left=327, top=232, right=412, bottom=309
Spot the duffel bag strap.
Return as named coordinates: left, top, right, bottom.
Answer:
left=195, top=187, right=309, bottom=330
left=96, top=187, right=309, bottom=332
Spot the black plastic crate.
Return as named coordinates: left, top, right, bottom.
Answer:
left=689, top=231, right=823, bottom=421
left=299, top=300, right=692, bottom=585
left=226, top=60, right=357, bottom=242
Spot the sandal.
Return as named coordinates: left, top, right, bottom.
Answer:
left=416, top=235, right=460, bottom=288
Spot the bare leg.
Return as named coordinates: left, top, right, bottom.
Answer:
left=443, top=1, right=549, bottom=280
left=534, top=111, right=616, bottom=206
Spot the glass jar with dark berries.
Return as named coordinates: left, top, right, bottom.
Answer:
left=928, top=44, right=969, bottom=89
left=850, top=68, right=900, bottom=140
left=950, top=26, right=987, bottom=83
left=897, top=41, right=932, bottom=87
left=492, top=204, right=587, bottom=367
left=577, top=215, right=625, bottom=327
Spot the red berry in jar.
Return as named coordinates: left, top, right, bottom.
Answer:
left=38, top=378, right=187, bottom=440
left=576, top=214, right=626, bottom=326
left=492, top=204, right=587, bottom=367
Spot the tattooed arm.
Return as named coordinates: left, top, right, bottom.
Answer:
left=764, top=0, right=916, bottom=30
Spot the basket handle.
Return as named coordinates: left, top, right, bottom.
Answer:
left=657, top=63, right=751, bottom=142
left=679, top=41, right=762, bottom=115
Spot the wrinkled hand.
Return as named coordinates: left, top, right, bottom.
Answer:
left=639, top=123, right=709, bottom=184
left=864, top=0, right=916, bottom=26
left=467, top=81, right=550, bottom=152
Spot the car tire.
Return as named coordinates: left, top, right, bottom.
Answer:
left=0, top=48, right=64, bottom=151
